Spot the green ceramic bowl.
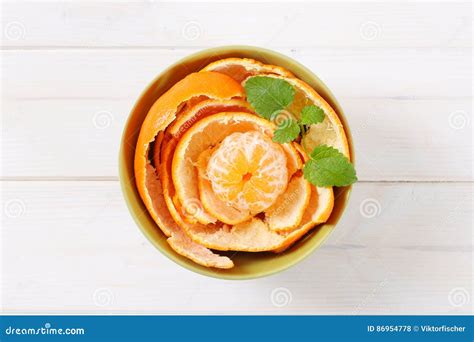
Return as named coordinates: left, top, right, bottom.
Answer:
left=119, top=46, right=355, bottom=280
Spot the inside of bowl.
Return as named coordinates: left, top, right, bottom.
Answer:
left=119, top=46, right=354, bottom=279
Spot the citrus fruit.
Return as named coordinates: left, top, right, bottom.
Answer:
left=201, top=57, right=293, bottom=83
left=135, top=71, right=245, bottom=215
left=274, top=185, right=334, bottom=253
left=133, top=58, right=349, bottom=268
left=203, top=59, right=350, bottom=159
left=265, top=174, right=311, bottom=232
left=135, top=72, right=245, bottom=269
left=160, top=100, right=258, bottom=226
left=206, top=131, right=288, bottom=214
left=144, top=163, right=233, bottom=268
left=171, top=112, right=275, bottom=224
left=196, top=147, right=252, bottom=225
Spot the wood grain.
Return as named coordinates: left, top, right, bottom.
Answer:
left=1, top=1, right=472, bottom=315
left=1, top=181, right=472, bottom=314
left=2, top=97, right=472, bottom=180
left=2, top=48, right=471, bottom=100
left=1, top=2, right=471, bottom=48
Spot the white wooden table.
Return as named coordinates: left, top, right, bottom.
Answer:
left=1, top=0, right=472, bottom=315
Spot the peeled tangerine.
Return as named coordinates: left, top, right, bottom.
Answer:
left=207, top=131, right=288, bottom=214
left=134, top=58, right=350, bottom=269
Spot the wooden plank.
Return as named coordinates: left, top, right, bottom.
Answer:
left=1, top=2, right=471, bottom=48
left=2, top=48, right=471, bottom=100
left=2, top=98, right=472, bottom=180
left=1, top=181, right=471, bottom=314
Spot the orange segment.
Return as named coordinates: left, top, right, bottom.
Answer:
left=196, top=148, right=252, bottom=225
left=206, top=131, right=288, bottom=214
left=171, top=112, right=276, bottom=224
left=161, top=99, right=257, bottom=225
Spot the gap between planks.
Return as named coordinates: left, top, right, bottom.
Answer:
left=0, top=177, right=472, bottom=183
left=1, top=46, right=472, bottom=50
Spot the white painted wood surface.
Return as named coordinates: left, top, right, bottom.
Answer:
left=0, top=0, right=472, bottom=314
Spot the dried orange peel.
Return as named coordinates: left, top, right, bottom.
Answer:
left=134, top=58, right=350, bottom=268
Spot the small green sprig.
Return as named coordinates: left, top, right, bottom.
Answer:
left=272, top=119, right=300, bottom=144
left=303, top=145, right=358, bottom=187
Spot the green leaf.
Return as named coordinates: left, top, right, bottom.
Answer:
left=300, top=105, right=325, bottom=125
left=244, top=76, right=295, bottom=119
left=303, top=145, right=357, bottom=187
left=272, top=119, right=301, bottom=144
left=309, top=145, right=341, bottom=159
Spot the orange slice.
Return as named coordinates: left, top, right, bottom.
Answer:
left=161, top=99, right=256, bottom=225
left=135, top=71, right=245, bottom=221
left=206, top=131, right=288, bottom=214
left=135, top=72, right=245, bottom=269
left=203, top=58, right=350, bottom=159
left=187, top=219, right=286, bottom=252
left=203, top=59, right=345, bottom=250
left=274, top=186, right=334, bottom=253
left=282, top=143, right=303, bottom=179
left=180, top=185, right=334, bottom=253
left=161, top=138, right=217, bottom=225
left=171, top=112, right=275, bottom=224
left=265, top=174, right=311, bottom=232
left=194, top=138, right=304, bottom=227
left=167, top=99, right=254, bottom=140
left=244, top=74, right=350, bottom=159
left=134, top=59, right=347, bottom=268
left=201, top=57, right=293, bottom=83
left=169, top=111, right=330, bottom=252
left=145, top=163, right=233, bottom=269
left=196, top=148, right=252, bottom=225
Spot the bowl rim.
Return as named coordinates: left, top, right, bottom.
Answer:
left=119, top=45, right=355, bottom=280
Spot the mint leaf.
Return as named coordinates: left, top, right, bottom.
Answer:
left=303, top=145, right=357, bottom=187
left=301, top=105, right=325, bottom=125
left=272, top=119, right=301, bottom=144
left=309, top=145, right=341, bottom=159
left=244, top=76, right=295, bottom=119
